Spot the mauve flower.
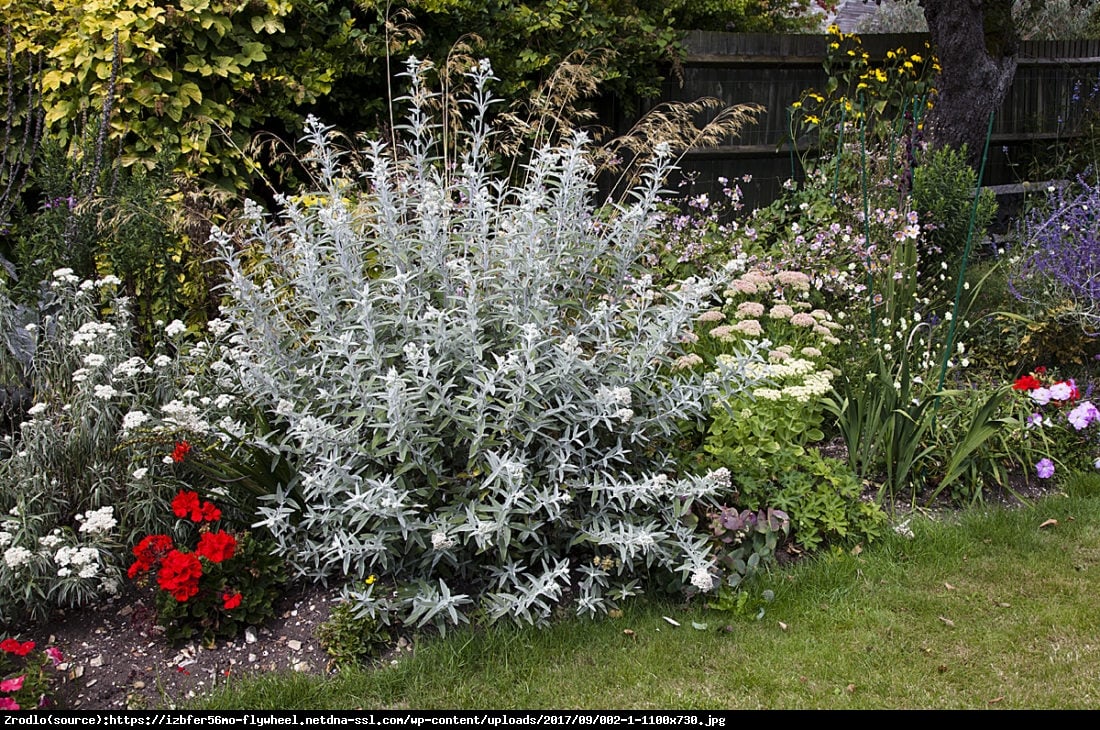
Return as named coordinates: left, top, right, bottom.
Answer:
left=1036, top=458, right=1055, bottom=479
left=1030, top=387, right=1053, bottom=406
left=1067, top=401, right=1099, bottom=430
left=1049, top=381, right=1074, bottom=401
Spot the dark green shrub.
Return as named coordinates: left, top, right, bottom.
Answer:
left=912, top=144, right=997, bottom=273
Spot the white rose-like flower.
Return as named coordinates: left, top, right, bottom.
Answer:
left=431, top=530, right=456, bottom=551
left=690, top=567, right=714, bottom=592
left=165, top=319, right=187, bottom=337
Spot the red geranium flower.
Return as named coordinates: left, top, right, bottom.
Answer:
left=171, top=441, right=191, bottom=463
left=200, top=501, right=221, bottom=522
left=222, top=592, right=242, bottom=610
left=156, top=550, right=203, bottom=602
left=196, top=531, right=237, bottom=564
left=172, top=490, right=201, bottom=520
left=1013, top=374, right=1042, bottom=391
left=0, top=638, right=35, bottom=656
left=129, top=534, right=174, bottom=579
left=171, top=490, right=222, bottom=523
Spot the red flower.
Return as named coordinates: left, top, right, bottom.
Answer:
left=129, top=534, right=175, bottom=580
left=171, top=490, right=221, bottom=523
left=222, top=592, right=242, bottom=610
left=0, top=638, right=35, bottom=657
left=156, top=550, right=203, bottom=602
left=1012, top=374, right=1042, bottom=391
left=1035, top=366, right=1047, bottom=374
left=196, top=531, right=237, bottom=564
left=200, top=501, right=221, bottom=522
left=172, top=490, right=201, bottom=520
left=171, top=441, right=191, bottom=463
left=130, top=534, right=174, bottom=574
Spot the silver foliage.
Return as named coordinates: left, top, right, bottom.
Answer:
left=212, top=59, right=765, bottom=628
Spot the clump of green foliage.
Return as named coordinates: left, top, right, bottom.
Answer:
left=318, top=599, right=393, bottom=669
left=912, top=144, right=997, bottom=275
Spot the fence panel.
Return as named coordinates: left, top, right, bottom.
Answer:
left=637, top=32, right=1100, bottom=209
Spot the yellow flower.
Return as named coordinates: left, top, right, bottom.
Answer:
left=847, top=49, right=856, bottom=56
left=827, top=24, right=840, bottom=35
left=829, top=42, right=840, bottom=50
left=903, top=61, right=913, bottom=70
left=810, top=93, right=824, bottom=103
left=874, top=69, right=887, bottom=83
left=791, top=100, right=802, bottom=109
left=805, top=115, right=821, bottom=125
left=365, top=574, right=377, bottom=585
left=911, top=54, right=922, bottom=63
left=886, top=50, right=896, bottom=60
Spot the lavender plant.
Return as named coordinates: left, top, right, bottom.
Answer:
left=209, top=59, right=762, bottom=629
left=1009, top=176, right=1100, bottom=355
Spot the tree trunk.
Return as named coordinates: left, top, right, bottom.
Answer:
left=921, top=0, right=1017, bottom=162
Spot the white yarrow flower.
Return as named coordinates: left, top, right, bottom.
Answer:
left=4, top=546, right=33, bottom=569
left=93, top=384, right=118, bottom=401
left=78, top=506, right=117, bottom=534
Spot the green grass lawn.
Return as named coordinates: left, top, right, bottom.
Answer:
left=192, top=479, right=1100, bottom=710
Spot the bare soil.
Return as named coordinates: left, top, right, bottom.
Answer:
left=21, top=581, right=344, bottom=710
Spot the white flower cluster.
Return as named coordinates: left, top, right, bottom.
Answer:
left=160, top=398, right=211, bottom=434
left=69, top=321, right=118, bottom=348
left=54, top=545, right=100, bottom=578
left=4, top=546, right=33, bottom=570
left=76, top=506, right=117, bottom=534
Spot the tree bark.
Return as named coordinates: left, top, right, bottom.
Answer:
left=919, top=0, right=1017, bottom=162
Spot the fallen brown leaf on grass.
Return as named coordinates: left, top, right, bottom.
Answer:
left=938, top=616, right=955, bottom=627
left=1039, top=519, right=1058, bottom=529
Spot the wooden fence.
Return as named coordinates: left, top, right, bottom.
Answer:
left=634, top=32, right=1100, bottom=209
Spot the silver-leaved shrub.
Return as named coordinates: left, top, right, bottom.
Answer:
left=210, top=59, right=765, bottom=629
